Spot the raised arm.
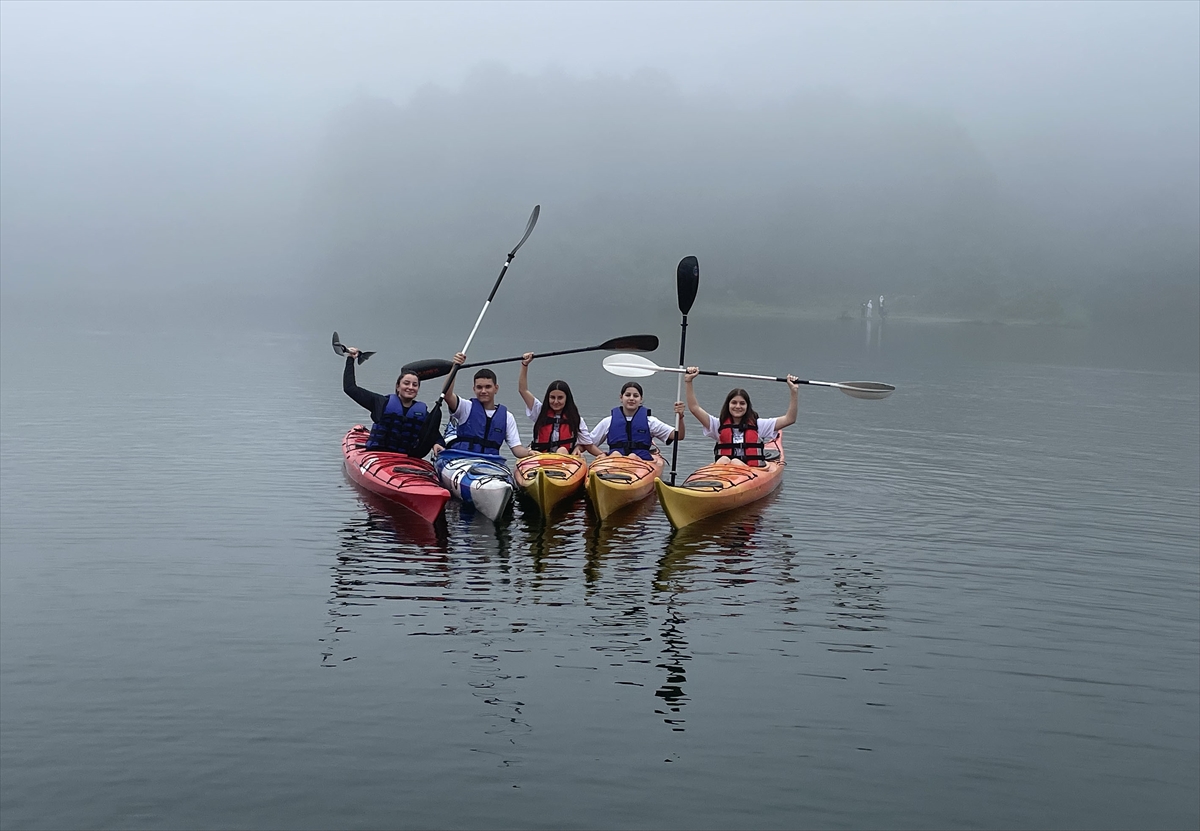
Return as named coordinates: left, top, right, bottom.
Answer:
left=773, top=376, right=800, bottom=430
left=517, top=352, right=536, bottom=410
left=683, top=367, right=712, bottom=428
left=342, top=348, right=384, bottom=413
left=443, top=352, right=466, bottom=412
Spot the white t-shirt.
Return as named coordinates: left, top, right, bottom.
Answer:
left=590, top=409, right=677, bottom=447
left=525, top=398, right=595, bottom=447
left=701, top=415, right=781, bottom=443
left=449, top=398, right=523, bottom=450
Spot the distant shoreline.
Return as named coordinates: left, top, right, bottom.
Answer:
left=681, top=302, right=1090, bottom=328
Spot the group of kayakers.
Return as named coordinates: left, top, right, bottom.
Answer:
left=341, top=344, right=800, bottom=468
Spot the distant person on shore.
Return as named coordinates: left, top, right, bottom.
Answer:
left=866, top=298, right=873, bottom=318
left=878, top=295, right=887, bottom=319
left=860, top=301, right=867, bottom=319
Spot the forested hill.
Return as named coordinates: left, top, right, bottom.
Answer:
left=297, top=67, right=1198, bottom=330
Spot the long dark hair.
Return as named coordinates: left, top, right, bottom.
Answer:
left=718, top=388, right=759, bottom=425
left=533, top=380, right=581, bottom=437
left=620, top=381, right=643, bottom=397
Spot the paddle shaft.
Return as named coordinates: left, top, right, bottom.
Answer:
left=660, top=364, right=843, bottom=389
left=669, top=314, right=688, bottom=485
left=669, top=256, right=699, bottom=486
left=431, top=206, right=540, bottom=406
left=413, top=206, right=540, bottom=458
left=462, top=341, right=639, bottom=370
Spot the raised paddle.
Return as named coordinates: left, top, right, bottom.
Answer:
left=602, top=353, right=896, bottom=400
left=413, top=205, right=541, bottom=457
left=332, top=331, right=376, bottom=364
left=670, top=256, right=700, bottom=484
left=400, top=335, right=659, bottom=380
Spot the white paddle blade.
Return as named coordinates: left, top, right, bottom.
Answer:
left=602, top=353, right=661, bottom=378
left=836, top=382, right=895, bottom=400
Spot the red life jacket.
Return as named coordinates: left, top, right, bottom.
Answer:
left=715, top=417, right=764, bottom=466
left=532, top=410, right=576, bottom=452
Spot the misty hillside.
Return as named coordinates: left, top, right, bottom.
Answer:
left=299, top=68, right=1198, bottom=328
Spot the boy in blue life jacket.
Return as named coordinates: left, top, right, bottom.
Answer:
left=341, top=345, right=438, bottom=457
left=440, top=352, right=533, bottom=458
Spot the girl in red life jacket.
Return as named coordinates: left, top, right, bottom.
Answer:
left=682, top=367, right=800, bottom=466
left=518, top=352, right=602, bottom=455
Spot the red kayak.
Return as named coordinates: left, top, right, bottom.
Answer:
left=342, top=426, right=451, bottom=523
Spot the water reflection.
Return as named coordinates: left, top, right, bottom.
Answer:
left=826, top=550, right=887, bottom=646
left=864, top=316, right=883, bottom=350
left=342, top=478, right=450, bottom=552
left=648, top=496, right=779, bottom=730
left=582, top=497, right=658, bottom=587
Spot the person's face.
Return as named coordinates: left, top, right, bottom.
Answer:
left=728, top=395, right=748, bottom=420
left=621, top=386, right=642, bottom=412
left=547, top=390, right=567, bottom=411
left=396, top=374, right=420, bottom=403
left=474, top=377, right=497, bottom=406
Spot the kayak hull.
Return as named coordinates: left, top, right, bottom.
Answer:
left=654, top=435, right=786, bottom=529
left=435, top=448, right=515, bottom=522
left=586, top=453, right=666, bottom=520
left=342, top=426, right=451, bottom=523
left=515, top=452, right=588, bottom=515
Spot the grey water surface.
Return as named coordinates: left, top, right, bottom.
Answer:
left=1, top=315, right=1197, bottom=830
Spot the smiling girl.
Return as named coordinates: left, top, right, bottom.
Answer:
left=588, top=381, right=685, bottom=459
left=683, top=367, right=799, bottom=466
left=517, top=352, right=601, bottom=456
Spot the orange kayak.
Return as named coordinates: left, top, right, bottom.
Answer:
left=514, top=452, right=588, bottom=515
left=654, top=434, right=785, bottom=529
left=586, top=453, right=665, bottom=520
left=342, top=426, right=451, bottom=523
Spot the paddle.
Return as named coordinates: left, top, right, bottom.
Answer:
left=332, top=331, right=376, bottom=365
left=413, top=205, right=541, bottom=457
left=602, top=353, right=896, bottom=400
left=400, top=335, right=659, bottom=380
left=670, top=256, right=700, bottom=484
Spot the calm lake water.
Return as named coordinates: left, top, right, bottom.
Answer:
left=1, top=305, right=1197, bottom=830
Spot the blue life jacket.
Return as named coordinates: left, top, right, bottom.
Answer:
left=449, top=399, right=508, bottom=454
left=366, top=396, right=427, bottom=455
left=606, top=406, right=653, bottom=461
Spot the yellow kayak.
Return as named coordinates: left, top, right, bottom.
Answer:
left=654, top=435, right=785, bottom=529
left=586, top=453, right=665, bottom=520
left=514, top=453, right=588, bottom=515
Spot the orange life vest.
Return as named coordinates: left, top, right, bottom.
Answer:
left=715, top=418, right=764, bottom=466
left=532, top=410, right=576, bottom=452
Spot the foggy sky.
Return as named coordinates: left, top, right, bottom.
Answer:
left=1, top=0, right=1197, bottom=321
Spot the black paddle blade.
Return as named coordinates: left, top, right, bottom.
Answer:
left=510, top=205, right=541, bottom=257
left=676, top=256, right=699, bottom=315
left=356, top=351, right=376, bottom=365
left=401, top=358, right=455, bottom=381
left=599, top=334, right=659, bottom=352
left=332, top=331, right=346, bottom=357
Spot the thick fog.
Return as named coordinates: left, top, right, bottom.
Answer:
left=1, top=1, right=1197, bottom=347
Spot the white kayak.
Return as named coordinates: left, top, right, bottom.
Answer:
left=434, top=448, right=515, bottom=522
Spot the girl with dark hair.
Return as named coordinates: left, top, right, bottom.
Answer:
left=588, top=380, right=685, bottom=460
left=340, top=344, right=437, bottom=456
left=517, top=353, right=601, bottom=455
left=683, top=367, right=799, bottom=466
